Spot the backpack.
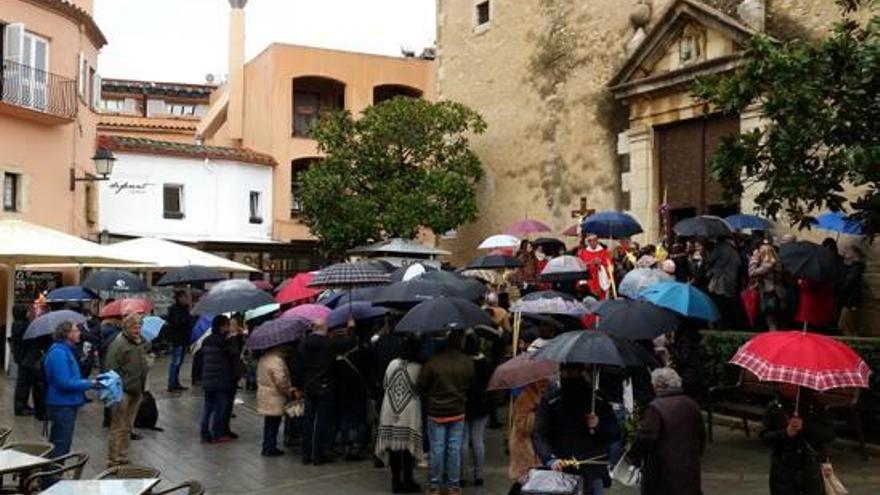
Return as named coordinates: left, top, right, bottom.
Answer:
left=134, top=391, right=162, bottom=430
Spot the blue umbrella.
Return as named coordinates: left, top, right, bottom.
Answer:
left=23, top=310, right=87, bottom=340
left=640, top=281, right=720, bottom=322
left=581, top=211, right=643, bottom=239
left=814, top=212, right=863, bottom=236
left=326, top=301, right=388, bottom=329
left=45, top=286, right=99, bottom=302
left=141, top=316, right=165, bottom=342
left=724, top=214, right=773, bottom=231
left=190, top=314, right=213, bottom=345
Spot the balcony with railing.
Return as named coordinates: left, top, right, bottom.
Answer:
left=0, top=60, right=77, bottom=123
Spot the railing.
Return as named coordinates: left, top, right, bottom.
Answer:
left=0, top=60, right=77, bottom=119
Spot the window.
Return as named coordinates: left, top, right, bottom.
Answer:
left=20, top=31, right=49, bottom=109
left=293, top=91, right=321, bottom=136
left=249, top=191, right=262, bottom=224
left=167, top=103, right=197, bottom=116
left=476, top=1, right=491, bottom=26
left=78, top=53, right=88, bottom=99
left=292, top=77, right=345, bottom=137
left=3, top=173, right=19, bottom=212
left=162, top=184, right=184, bottom=219
left=101, top=98, right=125, bottom=112
left=290, top=158, right=316, bottom=216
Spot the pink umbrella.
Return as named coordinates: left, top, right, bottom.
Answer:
left=281, top=303, right=331, bottom=323
left=506, top=219, right=551, bottom=236
left=562, top=224, right=580, bottom=237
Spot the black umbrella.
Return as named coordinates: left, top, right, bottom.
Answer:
left=466, top=254, right=523, bottom=270
left=156, top=265, right=224, bottom=286
left=395, top=297, right=493, bottom=335
left=521, top=290, right=578, bottom=302
left=24, top=310, right=87, bottom=340
left=420, top=270, right=487, bottom=301
left=593, top=299, right=680, bottom=340
left=673, top=215, right=733, bottom=238
left=532, top=237, right=566, bottom=253
left=371, top=280, right=466, bottom=309
left=533, top=331, right=649, bottom=368
left=779, top=241, right=841, bottom=283
left=192, top=280, right=275, bottom=315
left=82, top=270, right=147, bottom=293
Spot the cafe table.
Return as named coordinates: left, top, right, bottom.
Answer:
left=39, top=478, right=161, bottom=495
left=0, top=449, right=53, bottom=475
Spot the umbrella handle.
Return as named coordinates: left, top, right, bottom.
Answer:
left=794, top=386, right=801, bottom=417
left=591, top=366, right=600, bottom=415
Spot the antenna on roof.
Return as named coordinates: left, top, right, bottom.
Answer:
left=400, top=44, right=416, bottom=58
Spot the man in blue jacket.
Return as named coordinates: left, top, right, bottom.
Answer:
left=44, top=321, right=97, bottom=458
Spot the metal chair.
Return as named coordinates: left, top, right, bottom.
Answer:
left=21, top=452, right=89, bottom=495
left=1, top=442, right=53, bottom=458
left=153, top=480, right=205, bottom=495
left=95, top=464, right=161, bottom=480
left=0, top=427, right=11, bottom=447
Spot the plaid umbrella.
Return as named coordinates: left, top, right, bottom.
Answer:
left=730, top=331, right=871, bottom=391
left=245, top=317, right=311, bottom=351
left=308, top=262, right=391, bottom=288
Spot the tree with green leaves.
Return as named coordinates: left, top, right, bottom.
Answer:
left=298, top=98, right=486, bottom=259
left=693, top=3, right=879, bottom=236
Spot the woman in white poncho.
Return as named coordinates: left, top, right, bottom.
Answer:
left=376, top=336, right=423, bottom=494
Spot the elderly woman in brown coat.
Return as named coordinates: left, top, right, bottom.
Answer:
left=257, top=345, right=293, bottom=457
left=507, top=380, right=548, bottom=495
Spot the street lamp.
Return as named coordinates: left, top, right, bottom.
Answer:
left=70, top=147, right=116, bottom=190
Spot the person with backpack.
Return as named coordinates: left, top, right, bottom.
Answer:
left=294, top=322, right=338, bottom=465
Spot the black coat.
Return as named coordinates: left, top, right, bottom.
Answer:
left=200, top=333, right=238, bottom=392
left=761, top=400, right=834, bottom=495
left=333, top=336, right=374, bottom=409
left=835, top=261, right=865, bottom=308
left=533, top=383, right=620, bottom=484
left=466, top=355, right=492, bottom=420
left=294, top=334, right=337, bottom=399
left=165, top=303, right=193, bottom=347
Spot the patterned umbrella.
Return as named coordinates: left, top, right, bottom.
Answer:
left=245, top=317, right=311, bottom=351
left=82, top=270, right=147, bottom=293
left=281, top=303, right=331, bottom=323
left=99, top=298, right=154, bottom=318
left=487, top=352, right=558, bottom=390
left=506, top=219, right=552, bottom=237
left=23, top=310, right=87, bottom=340
left=308, top=262, right=391, bottom=288
left=537, top=255, right=588, bottom=282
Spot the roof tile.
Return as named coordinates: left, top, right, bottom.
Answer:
left=97, top=135, right=277, bottom=167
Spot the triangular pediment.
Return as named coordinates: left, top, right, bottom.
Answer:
left=609, top=0, right=759, bottom=99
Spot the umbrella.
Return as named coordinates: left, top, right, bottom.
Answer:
left=533, top=331, right=650, bottom=368
left=326, top=301, right=388, bottom=329
left=730, top=331, right=870, bottom=392
left=487, top=352, right=558, bottom=390
left=395, top=297, right=493, bottom=335
left=478, top=234, right=521, bottom=249
left=82, top=270, right=147, bottom=293
left=308, top=262, right=391, bottom=288
left=99, top=237, right=258, bottom=272
left=156, top=265, right=224, bottom=286
left=640, top=281, right=720, bottom=321
left=275, top=272, right=322, bottom=304
left=23, top=310, right=87, bottom=340
left=466, top=254, right=523, bottom=270
left=581, top=211, right=643, bottom=239
left=358, top=259, right=397, bottom=274
left=281, top=303, right=331, bottom=323
left=618, top=268, right=672, bottom=299
left=371, top=279, right=465, bottom=309
left=725, top=214, right=773, bottom=231
left=673, top=215, right=733, bottom=238
left=593, top=299, right=680, bottom=340
left=317, top=287, right=382, bottom=309
left=390, top=263, right=435, bottom=282
left=562, top=224, right=580, bottom=237
left=459, top=269, right=504, bottom=286
left=779, top=241, right=840, bottom=283
left=190, top=314, right=213, bottom=345
left=521, top=290, right=578, bottom=302
left=99, top=298, right=154, bottom=318
left=510, top=298, right=590, bottom=317
left=192, top=279, right=275, bottom=315
left=531, top=237, right=567, bottom=253
left=537, top=255, right=588, bottom=282
left=420, top=271, right=487, bottom=301
left=814, top=212, right=864, bottom=236
left=347, top=238, right=451, bottom=258
left=45, top=286, right=99, bottom=303
left=245, top=316, right=311, bottom=351
left=244, top=303, right=280, bottom=322
left=506, top=219, right=552, bottom=237
left=141, top=316, right=165, bottom=342
left=252, top=280, right=274, bottom=291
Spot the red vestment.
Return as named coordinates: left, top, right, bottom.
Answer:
left=577, top=246, right=611, bottom=299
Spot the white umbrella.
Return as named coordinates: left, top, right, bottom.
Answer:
left=402, top=263, right=427, bottom=281
left=0, top=219, right=149, bottom=371
left=100, top=237, right=258, bottom=272
left=478, top=234, right=521, bottom=249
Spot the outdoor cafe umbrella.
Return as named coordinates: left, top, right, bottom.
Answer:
left=99, top=298, right=154, bottom=318
left=487, top=352, right=558, bottom=390
left=724, top=214, right=773, bottom=231
left=326, top=301, right=389, bottom=329
left=478, top=234, right=521, bottom=250
left=82, top=270, right=147, bottom=293
left=779, top=241, right=840, bottom=283
left=156, top=265, right=224, bottom=286
left=45, top=286, right=99, bottom=303
left=673, top=215, right=733, bottom=238
left=466, top=254, right=523, bottom=270
left=537, top=255, right=588, bottom=283
left=395, top=297, right=493, bottom=335
left=245, top=316, right=312, bottom=351
left=192, top=279, right=275, bottom=315
left=618, top=268, right=672, bottom=299
left=23, top=310, right=87, bottom=340
left=593, top=298, right=680, bottom=340
left=281, top=303, right=331, bottom=323
left=506, top=219, right=552, bottom=237
left=814, top=211, right=864, bottom=236
left=580, top=211, right=643, bottom=239
left=640, top=281, right=720, bottom=322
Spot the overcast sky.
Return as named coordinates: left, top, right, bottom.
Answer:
left=94, top=0, right=436, bottom=84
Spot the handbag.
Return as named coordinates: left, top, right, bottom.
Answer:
left=610, top=450, right=641, bottom=488
left=822, top=463, right=848, bottom=495
left=284, top=398, right=305, bottom=418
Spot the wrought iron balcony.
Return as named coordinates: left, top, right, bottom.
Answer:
left=1, top=60, right=77, bottom=120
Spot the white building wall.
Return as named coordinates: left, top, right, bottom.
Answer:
left=97, top=152, right=273, bottom=242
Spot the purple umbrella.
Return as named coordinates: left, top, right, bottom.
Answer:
left=506, top=219, right=551, bottom=236
left=281, top=304, right=331, bottom=323
left=326, top=302, right=388, bottom=330
left=245, top=316, right=311, bottom=351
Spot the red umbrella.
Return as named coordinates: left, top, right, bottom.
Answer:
left=488, top=353, right=558, bottom=390
left=275, top=272, right=322, bottom=305
left=730, top=331, right=870, bottom=392
left=100, top=298, right=154, bottom=318
left=506, top=219, right=551, bottom=237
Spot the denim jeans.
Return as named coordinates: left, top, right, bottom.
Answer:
left=607, top=404, right=626, bottom=467
left=302, top=397, right=335, bottom=462
left=47, top=406, right=79, bottom=458
left=262, top=416, right=282, bottom=454
left=463, top=416, right=488, bottom=481
left=427, top=418, right=465, bottom=489
left=201, top=390, right=231, bottom=441
left=167, top=345, right=186, bottom=389
left=586, top=477, right=604, bottom=495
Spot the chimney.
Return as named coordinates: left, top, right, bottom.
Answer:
left=737, top=0, right=765, bottom=32
left=227, top=0, right=248, bottom=141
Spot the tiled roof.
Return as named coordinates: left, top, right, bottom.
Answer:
left=28, top=0, right=107, bottom=48
left=102, top=78, right=216, bottom=99
left=98, top=115, right=199, bottom=132
left=97, top=135, right=277, bottom=167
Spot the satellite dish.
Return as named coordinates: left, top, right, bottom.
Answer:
left=205, top=74, right=215, bottom=83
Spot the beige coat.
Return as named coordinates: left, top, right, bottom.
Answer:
left=256, top=349, right=291, bottom=417
left=508, top=380, right=547, bottom=483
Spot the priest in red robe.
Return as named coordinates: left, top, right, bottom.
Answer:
left=577, top=233, right=611, bottom=299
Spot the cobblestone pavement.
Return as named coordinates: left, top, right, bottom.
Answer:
left=2, top=357, right=879, bottom=494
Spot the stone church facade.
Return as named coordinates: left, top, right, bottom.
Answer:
left=436, top=0, right=880, bottom=334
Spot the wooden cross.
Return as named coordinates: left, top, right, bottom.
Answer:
left=571, top=197, right=595, bottom=219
